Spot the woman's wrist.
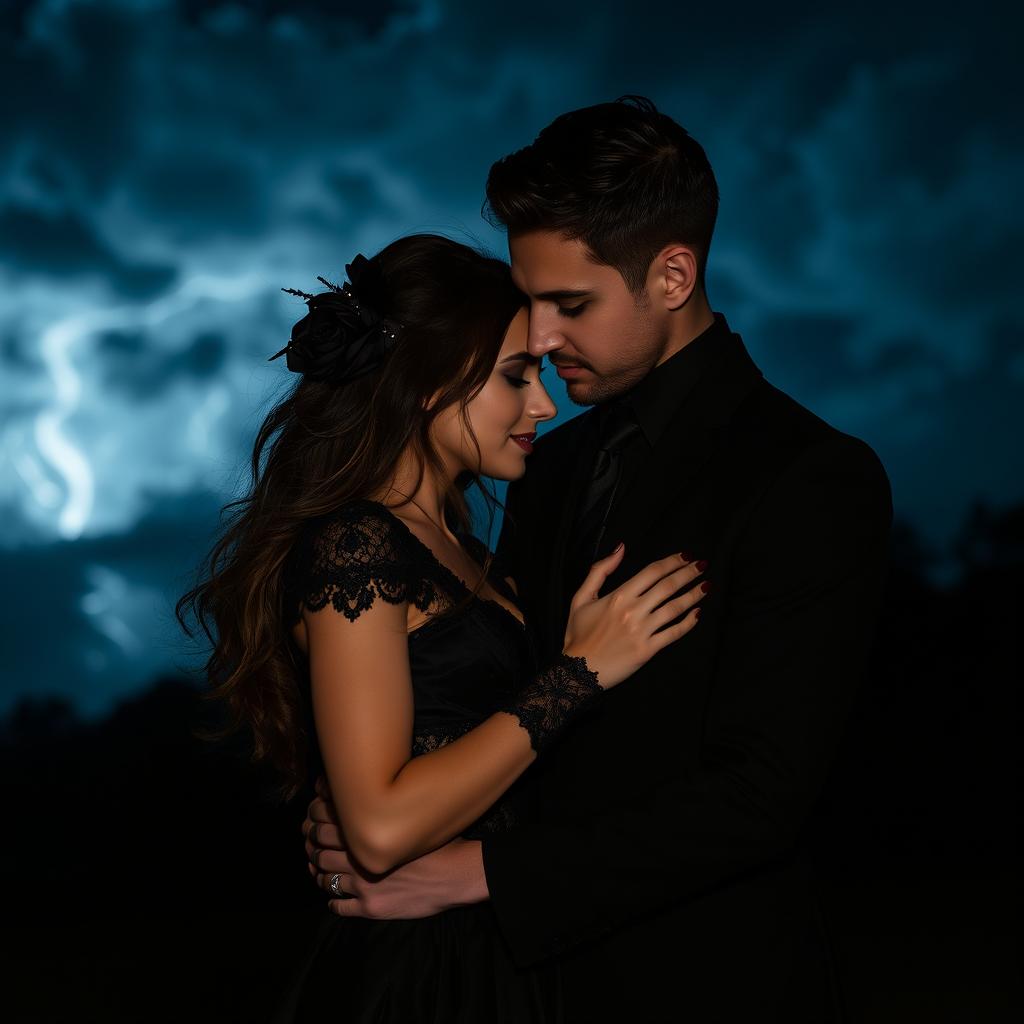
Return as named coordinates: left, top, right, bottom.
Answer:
left=496, top=651, right=603, bottom=754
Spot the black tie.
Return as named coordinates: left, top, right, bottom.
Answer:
left=568, top=401, right=642, bottom=575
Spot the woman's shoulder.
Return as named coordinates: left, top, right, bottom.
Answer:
left=302, top=498, right=412, bottom=565
left=283, top=499, right=433, bottom=623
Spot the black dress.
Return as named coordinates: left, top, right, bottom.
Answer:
left=271, top=498, right=578, bottom=1024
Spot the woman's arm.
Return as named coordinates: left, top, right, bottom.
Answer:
left=302, top=500, right=703, bottom=877
left=308, top=589, right=563, bottom=875
left=307, top=552, right=703, bottom=877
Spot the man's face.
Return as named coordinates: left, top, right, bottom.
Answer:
left=509, top=230, right=666, bottom=406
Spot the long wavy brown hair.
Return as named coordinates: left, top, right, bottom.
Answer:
left=176, top=234, right=527, bottom=799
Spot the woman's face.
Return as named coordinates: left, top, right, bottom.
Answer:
left=432, top=307, right=557, bottom=481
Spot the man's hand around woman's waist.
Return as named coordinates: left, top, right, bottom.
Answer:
left=304, top=775, right=489, bottom=918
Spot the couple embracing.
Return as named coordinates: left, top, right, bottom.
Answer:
left=181, top=96, right=892, bottom=1023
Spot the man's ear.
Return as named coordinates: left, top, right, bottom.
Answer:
left=656, top=245, right=699, bottom=310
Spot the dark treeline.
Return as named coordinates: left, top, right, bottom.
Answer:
left=3, top=502, right=1019, bottom=1022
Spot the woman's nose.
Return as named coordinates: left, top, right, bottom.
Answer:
left=530, top=393, right=558, bottom=422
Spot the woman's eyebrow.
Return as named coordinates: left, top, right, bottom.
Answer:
left=499, top=351, right=541, bottom=364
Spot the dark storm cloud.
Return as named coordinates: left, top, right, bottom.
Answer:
left=873, top=322, right=1024, bottom=540
left=130, top=151, right=268, bottom=239
left=1, top=5, right=143, bottom=191
left=1, top=0, right=1021, bottom=713
left=98, top=328, right=228, bottom=398
left=2, top=328, right=40, bottom=371
left=0, top=204, right=178, bottom=297
left=0, top=488, right=224, bottom=714
left=751, top=313, right=861, bottom=393
left=0, top=0, right=441, bottom=274
left=175, top=0, right=412, bottom=37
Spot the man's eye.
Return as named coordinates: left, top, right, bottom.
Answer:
left=557, top=303, right=588, bottom=318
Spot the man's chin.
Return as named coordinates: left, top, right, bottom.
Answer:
left=564, top=382, right=604, bottom=408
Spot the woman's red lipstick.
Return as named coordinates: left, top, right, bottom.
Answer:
left=509, top=431, right=536, bottom=453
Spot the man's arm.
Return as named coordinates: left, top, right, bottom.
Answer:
left=481, top=436, right=893, bottom=965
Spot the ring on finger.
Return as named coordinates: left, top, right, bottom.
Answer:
left=329, top=872, right=344, bottom=896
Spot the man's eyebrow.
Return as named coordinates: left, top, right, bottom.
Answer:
left=532, top=289, right=592, bottom=302
left=499, top=351, right=541, bottom=364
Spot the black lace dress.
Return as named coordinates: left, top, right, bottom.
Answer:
left=271, top=499, right=599, bottom=1024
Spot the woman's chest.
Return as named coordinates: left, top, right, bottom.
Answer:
left=406, top=593, right=534, bottom=721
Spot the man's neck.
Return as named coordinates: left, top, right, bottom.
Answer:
left=655, top=294, right=716, bottom=369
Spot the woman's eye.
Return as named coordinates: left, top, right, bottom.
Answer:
left=557, top=303, right=587, bottom=318
left=503, top=364, right=545, bottom=388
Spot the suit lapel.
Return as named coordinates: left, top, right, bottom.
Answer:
left=591, top=333, right=763, bottom=593
left=545, top=409, right=602, bottom=638
left=524, top=331, right=763, bottom=654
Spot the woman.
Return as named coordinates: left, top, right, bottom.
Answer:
left=177, top=234, right=707, bottom=1022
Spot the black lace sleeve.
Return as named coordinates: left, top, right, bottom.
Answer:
left=289, top=504, right=437, bottom=623
left=495, top=652, right=603, bottom=755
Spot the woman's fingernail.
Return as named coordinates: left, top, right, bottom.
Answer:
left=694, top=607, right=702, bottom=620
left=680, top=550, right=694, bottom=562
left=614, top=541, right=624, bottom=552
left=700, top=579, right=711, bottom=593
left=696, top=559, right=709, bottom=572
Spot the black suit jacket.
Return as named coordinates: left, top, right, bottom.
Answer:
left=481, top=319, right=893, bottom=1022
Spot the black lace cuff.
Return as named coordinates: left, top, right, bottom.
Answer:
left=496, top=652, right=603, bottom=754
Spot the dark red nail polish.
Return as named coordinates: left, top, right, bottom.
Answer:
left=696, top=559, right=709, bottom=572
left=680, top=550, right=694, bottom=562
left=700, top=579, right=711, bottom=593
left=694, top=607, right=702, bottom=620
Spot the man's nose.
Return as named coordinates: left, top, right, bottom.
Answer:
left=527, top=313, right=564, bottom=358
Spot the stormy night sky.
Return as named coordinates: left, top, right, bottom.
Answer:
left=1, top=1, right=1021, bottom=716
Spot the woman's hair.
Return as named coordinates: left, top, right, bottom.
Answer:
left=484, top=95, right=719, bottom=295
left=176, top=234, right=526, bottom=798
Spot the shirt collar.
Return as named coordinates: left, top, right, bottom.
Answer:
left=615, top=311, right=732, bottom=449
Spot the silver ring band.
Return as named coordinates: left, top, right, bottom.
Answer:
left=329, top=872, right=343, bottom=896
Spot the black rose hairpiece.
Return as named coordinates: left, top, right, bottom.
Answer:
left=269, top=253, right=402, bottom=385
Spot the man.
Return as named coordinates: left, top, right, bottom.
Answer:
left=304, top=96, right=892, bottom=1021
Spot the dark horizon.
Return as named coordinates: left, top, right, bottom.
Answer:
left=4, top=500, right=1017, bottom=1020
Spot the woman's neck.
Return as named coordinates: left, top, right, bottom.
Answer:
left=369, top=450, right=457, bottom=542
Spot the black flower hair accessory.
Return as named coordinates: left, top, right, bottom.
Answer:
left=269, top=253, right=402, bottom=385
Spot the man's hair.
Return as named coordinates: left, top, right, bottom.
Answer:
left=484, top=95, right=719, bottom=296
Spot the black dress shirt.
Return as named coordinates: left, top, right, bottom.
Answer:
left=567, top=311, right=731, bottom=578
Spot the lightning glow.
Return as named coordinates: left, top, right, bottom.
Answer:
left=29, top=271, right=267, bottom=540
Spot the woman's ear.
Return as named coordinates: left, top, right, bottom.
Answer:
left=657, top=245, right=699, bottom=311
